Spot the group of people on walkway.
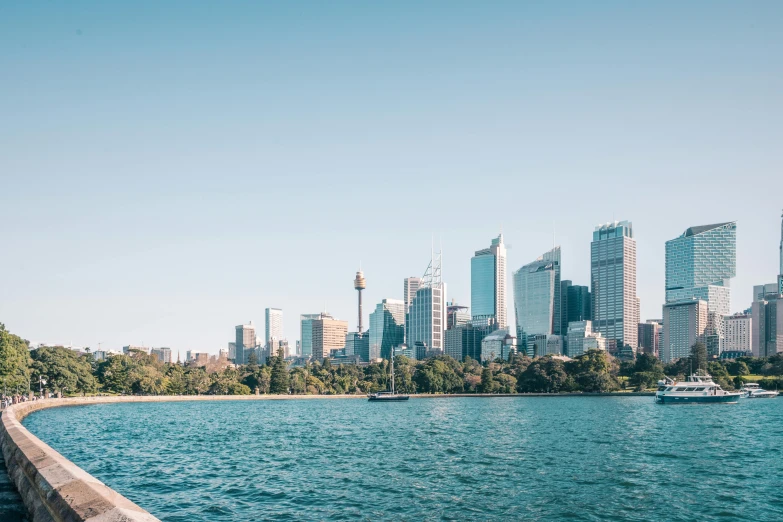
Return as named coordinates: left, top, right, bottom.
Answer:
left=0, top=392, right=59, bottom=409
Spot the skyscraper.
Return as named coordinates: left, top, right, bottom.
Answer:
left=406, top=250, right=446, bottom=358
left=300, top=313, right=323, bottom=358
left=665, top=222, right=736, bottom=357
left=265, top=308, right=283, bottom=346
left=779, top=209, right=783, bottom=294
left=591, top=221, right=639, bottom=352
left=470, top=234, right=507, bottom=328
left=404, top=277, right=421, bottom=312
left=638, top=321, right=661, bottom=356
left=446, top=301, right=470, bottom=330
left=235, top=322, right=255, bottom=365
left=312, top=315, right=348, bottom=360
left=513, top=247, right=560, bottom=353
left=662, top=299, right=708, bottom=362
left=369, top=298, right=405, bottom=360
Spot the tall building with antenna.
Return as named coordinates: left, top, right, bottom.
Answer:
left=406, top=249, right=447, bottom=359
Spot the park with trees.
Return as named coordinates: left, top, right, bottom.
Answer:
left=2, top=323, right=783, bottom=398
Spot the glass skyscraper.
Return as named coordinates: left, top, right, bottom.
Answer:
left=513, top=247, right=560, bottom=351
left=300, top=313, right=324, bottom=358
left=664, top=222, right=736, bottom=357
left=369, top=299, right=405, bottom=360
left=470, top=234, right=507, bottom=328
left=591, top=221, right=639, bottom=352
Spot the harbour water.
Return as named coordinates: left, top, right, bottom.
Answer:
left=23, top=397, right=783, bottom=521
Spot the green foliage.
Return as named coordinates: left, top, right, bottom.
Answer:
left=517, top=356, right=569, bottom=393
left=31, top=346, right=97, bottom=395
left=565, top=350, right=620, bottom=392
left=0, top=326, right=32, bottom=391
left=269, top=348, right=290, bottom=394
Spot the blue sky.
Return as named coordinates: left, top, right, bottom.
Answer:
left=2, top=1, right=782, bottom=353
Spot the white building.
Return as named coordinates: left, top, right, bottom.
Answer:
left=406, top=251, right=446, bottom=359
left=591, top=221, right=639, bottom=352
left=566, top=320, right=606, bottom=357
left=724, top=314, right=752, bottom=352
left=480, top=328, right=516, bottom=362
left=265, top=308, right=283, bottom=346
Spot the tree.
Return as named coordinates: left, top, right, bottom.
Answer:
left=269, top=348, right=290, bottom=394
left=566, top=350, right=619, bottom=392
left=690, top=342, right=708, bottom=373
left=31, top=346, right=97, bottom=395
left=0, top=325, right=32, bottom=393
left=517, top=357, right=569, bottom=393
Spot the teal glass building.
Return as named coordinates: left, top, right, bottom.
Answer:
left=513, top=247, right=560, bottom=352
left=369, top=299, right=405, bottom=360
left=470, top=234, right=507, bottom=328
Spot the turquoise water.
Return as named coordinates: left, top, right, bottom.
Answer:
left=23, top=397, right=783, bottom=521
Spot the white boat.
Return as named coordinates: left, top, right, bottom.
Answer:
left=655, top=373, right=742, bottom=404
left=740, top=383, right=779, bottom=399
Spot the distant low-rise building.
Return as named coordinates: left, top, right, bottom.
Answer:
left=566, top=321, right=605, bottom=357
left=480, top=329, right=516, bottom=362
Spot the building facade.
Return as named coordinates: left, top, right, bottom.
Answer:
left=661, top=299, right=708, bottom=363
left=445, top=323, right=495, bottom=361
left=470, top=234, right=507, bottom=328
left=665, top=222, right=736, bottom=357
left=369, top=299, right=406, bottom=361
left=724, top=313, right=752, bottom=353
left=446, top=302, right=471, bottom=330
left=150, top=347, right=172, bottom=364
left=312, top=316, right=348, bottom=360
left=591, top=221, right=639, bottom=352
left=235, top=322, right=256, bottom=365
left=513, top=247, right=560, bottom=353
left=404, top=277, right=422, bottom=313
left=480, top=329, right=516, bottom=362
left=406, top=252, right=446, bottom=359
left=637, top=321, right=661, bottom=357
left=265, top=308, right=283, bottom=346
left=566, top=320, right=606, bottom=357
left=299, top=313, right=322, bottom=358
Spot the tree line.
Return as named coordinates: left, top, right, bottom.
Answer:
left=3, top=323, right=783, bottom=397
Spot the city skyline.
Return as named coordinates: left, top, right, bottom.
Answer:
left=3, top=2, right=783, bottom=354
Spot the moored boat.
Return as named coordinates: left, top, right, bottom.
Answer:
left=655, top=373, right=742, bottom=404
left=368, top=350, right=409, bottom=402
left=740, top=383, right=779, bottom=399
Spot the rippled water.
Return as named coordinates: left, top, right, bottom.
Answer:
left=23, top=397, right=783, bottom=521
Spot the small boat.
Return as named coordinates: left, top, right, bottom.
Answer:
left=368, top=351, right=409, bottom=402
left=655, top=373, right=742, bottom=404
left=740, top=383, right=779, bottom=399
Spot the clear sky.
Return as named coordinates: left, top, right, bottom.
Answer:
left=2, top=1, right=782, bottom=354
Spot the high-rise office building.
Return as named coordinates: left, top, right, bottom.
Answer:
left=235, top=322, right=255, bottom=365
left=637, top=321, right=661, bottom=357
left=404, top=277, right=421, bottom=312
left=513, top=247, right=560, bottom=353
left=446, top=301, right=471, bottom=330
left=369, top=299, right=405, bottom=360
left=470, top=234, right=507, bottom=328
left=752, top=299, right=783, bottom=357
left=228, top=342, right=236, bottom=361
left=265, top=308, right=283, bottom=346
left=754, top=283, right=779, bottom=302
left=406, top=251, right=446, bottom=359
left=445, top=322, right=495, bottom=361
left=312, top=315, right=348, bottom=360
left=299, top=313, right=322, bottom=358
left=661, top=299, right=708, bottom=363
left=665, top=222, right=736, bottom=357
left=724, top=313, right=752, bottom=353
left=591, top=221, right=639, bottom=352
left=150, top=347, right=172, bottom=364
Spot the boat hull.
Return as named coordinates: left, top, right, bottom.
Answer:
left=368, top=395, right=409, bottom=402
left=656, top=394, right=740, bottom=404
